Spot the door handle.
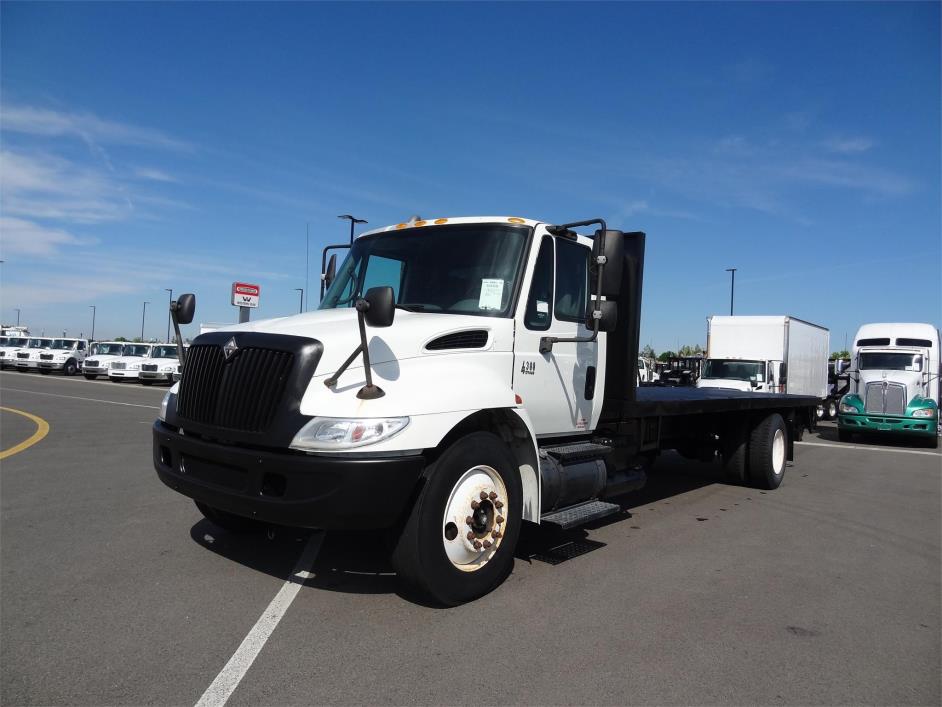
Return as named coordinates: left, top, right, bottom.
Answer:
left=585, top=366, right=596, bottom=400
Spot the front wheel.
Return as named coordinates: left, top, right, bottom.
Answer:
left=63, top=359, right=78, bottom=376
left=84, top=374, right=97, bottom=380
left=391, top=431, right=522, bottom=606
left=748, top=413, right=787, bottom=490
left=141, top=380, right=153, bottom=386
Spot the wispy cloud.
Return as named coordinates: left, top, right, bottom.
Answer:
left=134, top=166, right=177, bottom=182
left=0, top=104, right=192, bottom=152
left=0, top=216, right=98, bottom=257
left=823, top=136, right=875, bottom=154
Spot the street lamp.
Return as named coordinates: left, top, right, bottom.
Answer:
left=293, top=288, right=304, bottom=314
left=338, top=214, right=368, bottom=245
left=89, top=305, right=96, bottom=341
left=725, top=268, right=737, bottom=316
left=141, top=301, right=149, bottom=341
left=14, top=308, right=20, bottom=326
left=165, top=288, right=173, bottom=343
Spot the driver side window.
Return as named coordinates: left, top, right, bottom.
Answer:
left=524, top=238, right=554, bottom=331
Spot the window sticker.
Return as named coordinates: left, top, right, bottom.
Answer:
left=478, top=279, right=504, bottom=310
left=536, top=301, right=549, bottom=313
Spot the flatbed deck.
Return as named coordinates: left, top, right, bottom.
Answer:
left=608, top=386, right=819, bottom=418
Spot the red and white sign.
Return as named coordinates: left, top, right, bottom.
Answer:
left=231, top=281, right=260, bottom=309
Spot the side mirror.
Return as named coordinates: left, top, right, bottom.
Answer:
left=172, top=293, right=196, bottom=325
left=324, top=254, right=337, bottom=290
left=591, top=229, right=625, bottom=297
left=585, top=300, right=618, bottom=332
left=362, top=286, right=395, bottom=328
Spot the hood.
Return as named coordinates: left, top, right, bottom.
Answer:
left=86, top=353, right=125, bottom=363
left=696, top=378, right=753, bottom=392
left=208, top=308, right=513, bottom=373
left=141, top=356, right=178, bottom=365
left=110, top=355, right=150, bottom=366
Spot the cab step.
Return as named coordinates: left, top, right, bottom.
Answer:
left=540, top=499, right=622, bottom=530
left=540, top=441, right=612, bottom=464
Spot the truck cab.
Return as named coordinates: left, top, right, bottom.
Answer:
left=698, top=358, right=781, bottom=392
left=15, top=337, right=54, bottom=371
left=83, top=342, right=128, bottom=379
left=108, top=343, right=155, bottom=381
left=37, top=338, right=89, bottom=375
left=139, top=344, right=183, bottom=385
left=839, top=323, right=940, bottom=447
left=0, top=336, right=29, bottom=369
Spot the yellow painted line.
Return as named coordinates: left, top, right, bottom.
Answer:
left=0, top=406, right=50, bottom=460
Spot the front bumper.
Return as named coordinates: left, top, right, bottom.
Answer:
left=16, top=360, right=39, bottom=369
left=109, top=370, right=141, bottom=379
left=152, top=421, right=426, bottom=529
left=838, top=413, right=938, bottom=438
left=38, top=361, right=66, bottom=370
left=83, top=366, right=108, bottom=374
left=140, top=371, right=173, bottom=380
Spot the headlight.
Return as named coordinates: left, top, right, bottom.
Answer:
left=159, top=391, right=175, bottom=422
left=839, top=402, right=860, bottom=414
left=290, top=416, right=410, bottom=451
left=912, top=408, right=937, bottom=419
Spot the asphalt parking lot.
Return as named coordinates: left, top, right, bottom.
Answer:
left=2, top=370, right=940, bottom=706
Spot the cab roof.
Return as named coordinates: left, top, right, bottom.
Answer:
left=360, top=216, right=543, bottom=238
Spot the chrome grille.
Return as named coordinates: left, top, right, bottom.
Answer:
left=112, top=362, right=127, bottom=370
left=85, top=359, right=99, bottom=367
left=17, top=352, right=30, bottom=359
left=40, top=353, right=54, bottom=360
left=864, top=382, right=908, bottom=415
left=142, top=364, right=158, bottom=372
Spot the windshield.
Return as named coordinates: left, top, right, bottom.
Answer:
left=320, top=224, right=530, bottom=317
left=51, top=339, right=77, bottom=350
left=124, top=345, right=151, bottom=357
left=28, top=338, right=51, bottom=348
left=151, top=346, right=178, bottom=359
left=703, top=359, right=765, bottom=381
left=94, top=343, right=124, bottom=356
left=859, top=352, right=923, bottom=372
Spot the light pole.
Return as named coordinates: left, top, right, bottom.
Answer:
left=141, top=301, right=149, bottom=341
left=338, top=214, right=368, bottom=245
left=293, top=288, right=304, bottom=314
left=89, top=305, right=96, bottom=341
left=165, top=288, right=173, bottom=343
left=725, top=268, right=737, bottom=316
left=14, top=308, right=20, bottom=326
left=305, top=223, right=310, bottom=312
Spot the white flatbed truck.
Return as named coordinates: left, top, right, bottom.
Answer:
left=153, top=216, right=818, bottom=604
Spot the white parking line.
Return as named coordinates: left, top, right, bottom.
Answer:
left=195, top=532, right=325, bottom=707
left=797, top=440, right=939, bottom=457
left=0, top=370, right=168, bottom=390
left=0, top=387, right=160, bottom=409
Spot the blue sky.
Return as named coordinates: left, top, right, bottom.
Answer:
left=1, top=1, right=939, bottom=351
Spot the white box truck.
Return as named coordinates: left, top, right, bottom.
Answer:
left=698, top=315, right=828, bottom=398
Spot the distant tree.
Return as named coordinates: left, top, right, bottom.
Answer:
left=658, top=350, right=676, bottom=362
left=115, top=336, right=128, bottom=342
left=132, top=337, right=144, bottom=343
left=641, top=344, right=656, bottom=360
left=831, top=350, right=850, bottom=359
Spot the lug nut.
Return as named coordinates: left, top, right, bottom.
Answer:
left=480, top=491, right=488, bottom=501
left=471, top=500, right=479, bottom=510
left=483, top=540, right=492, bottom=549
left=492, top=531, right=502, bottom=539
left=467, top=531, right=474, bottom=541
left=495, top=500, right=504, bottom=509
left=489, top=491, right=498, bottom=500
left=496, top=516, right=505, bottom=524
left=465, top=516, right=473, bottom=525
left=473, top=540, right=482, bottom=550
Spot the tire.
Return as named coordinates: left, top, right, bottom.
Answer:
left=926, top=435, right=939, bottom=450
left=722, top=419, right=748, bottom=483
left=391, top=431, right=522, bottom=606
left=141, top=380, right=153, bottom=386
left=827, top=400, right=838, bottom=420
left=838, top=428, right=852, bottom=443
left=39, top=369, right=50, bottom=375
left=195, top=501, right=262, bottom=533
left=747, top=413, right=787, bottom=490
left=84, top=374, right=97, bottom=380
left=63, top=359, right=77, bottom=376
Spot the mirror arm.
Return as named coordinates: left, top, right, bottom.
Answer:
left=323, top=298, right=385, bottom=399
left=169, top=302, right=186, bottom=367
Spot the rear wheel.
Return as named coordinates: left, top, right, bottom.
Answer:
left=195, top=501, right=263, bottom=533
left=391, top=431, right=522, bottom=606
left=748, top=413, right=787, bottom=490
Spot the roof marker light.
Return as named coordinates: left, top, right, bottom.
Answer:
left=508, top=217, right=525, bottom=224
left=414, top=220, right=427, bottom=227
left=395, top=223, right=408, bottom=229
left=434, top=218, right=448, bottom=224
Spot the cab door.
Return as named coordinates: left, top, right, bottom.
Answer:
left=513, top=234, right=600, bottom=437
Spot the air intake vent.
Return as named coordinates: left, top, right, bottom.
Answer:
left=425, top=330, right=489, bottom=351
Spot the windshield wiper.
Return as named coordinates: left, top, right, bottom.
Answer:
left=396, top=303, right=427, bottom=312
